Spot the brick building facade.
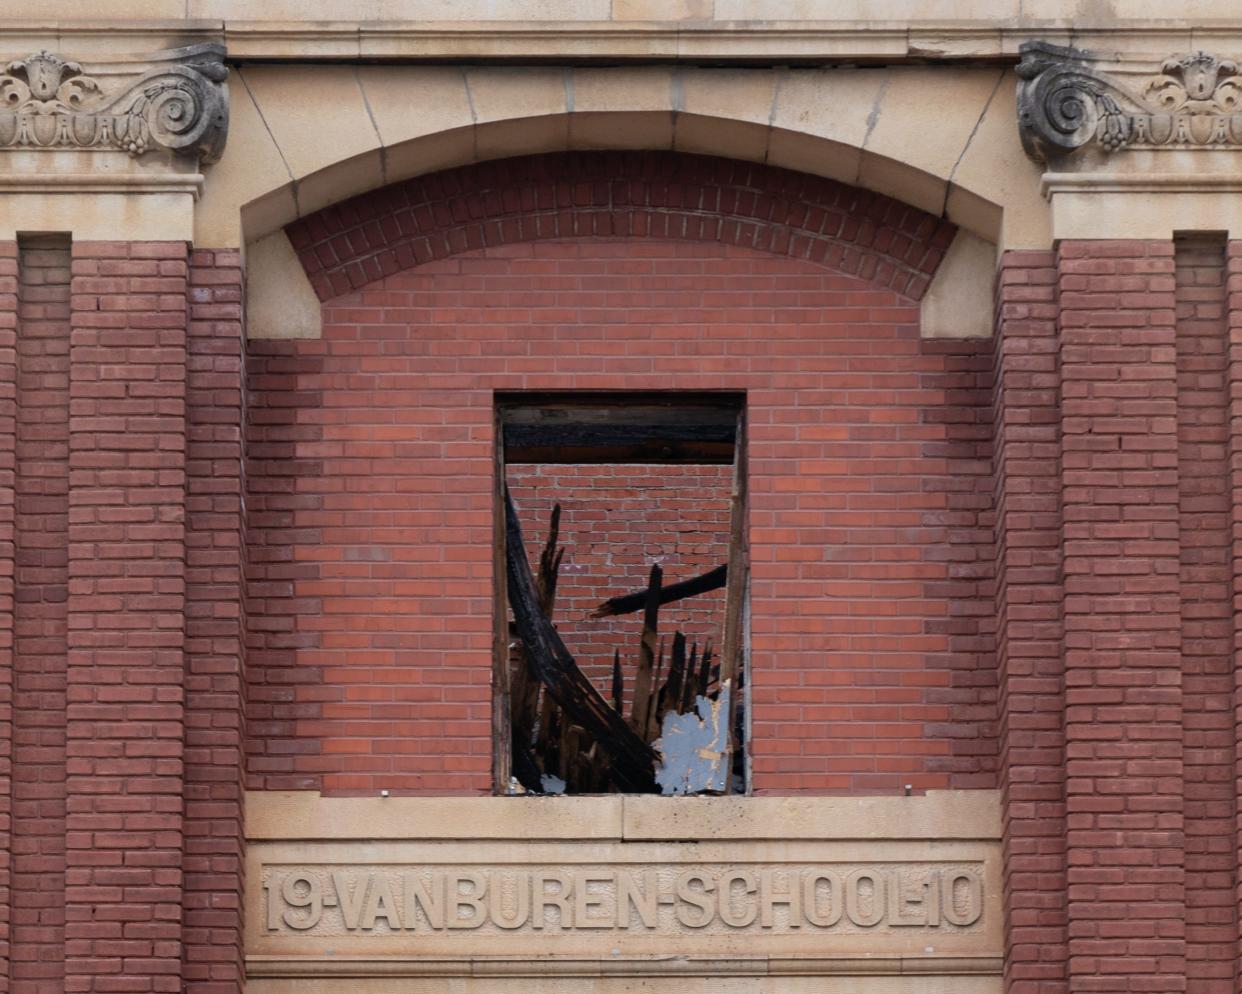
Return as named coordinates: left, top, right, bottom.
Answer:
left=0, top=5, right=1239, bottom=994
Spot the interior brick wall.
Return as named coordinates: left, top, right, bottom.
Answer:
left=505, top=462, right=732, bottom=698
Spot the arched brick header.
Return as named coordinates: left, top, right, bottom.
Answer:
left=285, top=151, right=957, bottom=302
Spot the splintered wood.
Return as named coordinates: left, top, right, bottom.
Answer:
left=505, top=488, right=744, bottom=795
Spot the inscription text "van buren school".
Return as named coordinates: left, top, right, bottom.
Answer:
left=263, top=865, right=985, bottom=933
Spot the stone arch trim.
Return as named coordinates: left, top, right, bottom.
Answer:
left=285, top=151, right=958, bottom=303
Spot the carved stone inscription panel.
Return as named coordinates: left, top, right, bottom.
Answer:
left=263, top=861, right=985, bottom=935
left=246, top=839, right=1002, bottom=977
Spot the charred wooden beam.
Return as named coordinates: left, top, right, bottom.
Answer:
left=505, top=487, right=659, bottom=792
left=628, top=564, right=662, bottom=741
left=682, top=642, right=699, bottom=713
left=592, top=563, right=727, bottom=619
left=719, top=409, right=748, bottom=793
left=612, top=650, right=623, bottom=713
left=659, top=632, right=687, bottom=725
left=510, top=503, right=565, bottom=793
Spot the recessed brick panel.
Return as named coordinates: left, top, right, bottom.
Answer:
left=65, top=241, right=189, bottom=994
left=12, top=237, right=70, bottom=994
left=245, top=236, right=997, bottom=796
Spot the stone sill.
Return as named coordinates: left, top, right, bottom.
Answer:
left=245, top=789, right=1001, bottom=842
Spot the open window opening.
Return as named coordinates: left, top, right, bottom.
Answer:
left=494, top=392, right=748, bottom=796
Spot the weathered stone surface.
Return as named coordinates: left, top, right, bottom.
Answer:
left=245, top=791, right=1003, bottom=989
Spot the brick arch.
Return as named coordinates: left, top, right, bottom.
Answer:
left=285, top=150, right=957, bottom=303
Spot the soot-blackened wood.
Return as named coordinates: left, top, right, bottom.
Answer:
left=647, top=637, right=666, bottom=743
left=697, top=644, right=713, bottom=699
left=505, top=487, right=659, bottom=792
left=492, top=414, right=512, bottom=791
left=612, top=650, right=623, bottom=713
left=628, top=564, right=662, bottom=740
left=510, top=504, right=564, bottom=792
left=660, top=632, right=687, bottom=724
left=719, top=409, right=748, bottom=793
left=592, top=563, right=727, bottom=618
left=537, top=504, right=563, bottom=615
left=682, top=642, right=700, bottom=713
left=502, top=422, right=737, bottom=465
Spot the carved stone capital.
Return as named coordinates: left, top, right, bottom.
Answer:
left=1018, top=41, right=1242, bottom=163
left=0, top=42, right=228, bottom=163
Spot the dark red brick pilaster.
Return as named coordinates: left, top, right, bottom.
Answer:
left=1173, top=237, right=1236, bottom=994
left=994, top=249, right=1067, bottom=994
left=0, top=242, right=17, bottom=992
left=182, top=249, right=246, bottom=994
left=1225, top=242, right=1242, bottom=987
left=65, top=242, right=188, bottom=994
left=1059, top=240, right=1186, bottom=991
left=12, top=238, right=70, bottom=994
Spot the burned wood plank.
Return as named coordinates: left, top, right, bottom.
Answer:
left=536, top=504, right=563, bottom=615
left=659, top=632, right=687, bottom=724
left=612, top=650, right=623, bottom=713
left=505, top=487, right=659, bottom=792
left=510, top=503, right=564, bottom=793
left=697, top=643, right=713, bottom=699
left=628, top=564, right=662, bottom=741
left=491, top=410, right=512, bottom=792
left=681, top=641, right=698, bottom=714
left=591, top=563, right=727, bottom=619
left=719, top=408, right=748, bottom=794
left=646, top=636, right=666, bottom=743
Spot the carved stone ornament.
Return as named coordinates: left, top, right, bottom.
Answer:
left=1018, top=41, right=1242, bottom=162
left=0, top=43, right=228, bottom=162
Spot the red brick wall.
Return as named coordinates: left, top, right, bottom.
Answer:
left=2, top=160, right=1242, bottom=994
left=250, top=151, right=997, bottom=797
left=506, top=462, right=732, bottom=695
left=0, top=239, right=251, bottom=994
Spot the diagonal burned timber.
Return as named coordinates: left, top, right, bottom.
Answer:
left=504, top=486, right=660, bottom=792
left=591, top=563, right=727, bottom=619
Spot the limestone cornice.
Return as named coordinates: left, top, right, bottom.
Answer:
left=6, top=18, right=1242, bottom=64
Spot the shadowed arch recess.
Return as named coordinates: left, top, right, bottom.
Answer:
left=285, top=151, right=958, bottom=302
